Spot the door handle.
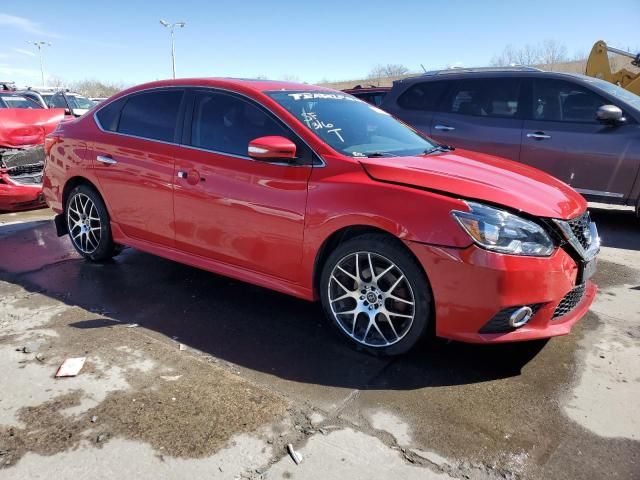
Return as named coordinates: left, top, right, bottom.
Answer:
left=177, top=170, right=187, bottom=179
left=96, top=155, right=117, bottom=165
left=434, top=124, right=455, bottom=131
left=526, top=132, right=551, bottom=140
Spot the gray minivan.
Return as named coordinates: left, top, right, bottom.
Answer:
left=381, top=67, right=640, bottom=215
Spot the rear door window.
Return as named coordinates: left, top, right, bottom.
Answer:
left=397, top=81, right=449, bottom=111
left=444, top=78, right=521, bottom=118
left=531, top=79, right=606, bottom=123
left=118, top=89, right=184, bottom=142
left=95, top=97, right=126, bottom=132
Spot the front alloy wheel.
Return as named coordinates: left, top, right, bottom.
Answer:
left=320, top=234, right=432, bottom=356
left=328, top=252, right=415, bottom=347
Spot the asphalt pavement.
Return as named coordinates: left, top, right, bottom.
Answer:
left=0, top=206, right=638, bottom=479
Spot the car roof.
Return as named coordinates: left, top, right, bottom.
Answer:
left=116, top=78, right=334, bottom=97
left=394, top=68, right=593, bottom=85
left=343, top=86, right=391, bottom=93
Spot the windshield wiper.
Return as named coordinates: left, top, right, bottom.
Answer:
left=359, top=151, right=397, bottom=158
left=423, top=144, right=455, bottom=155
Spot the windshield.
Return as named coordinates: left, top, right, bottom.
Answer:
left=66, top=94, right=94, bottom=110
left=267, top=91, right=436, bottom=157
left=582, top=76, right=640, bottom=111
left=0, top=95, right=42, bottom=109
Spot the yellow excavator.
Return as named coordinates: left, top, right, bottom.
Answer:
left=586, top=40, right=640, bottom=94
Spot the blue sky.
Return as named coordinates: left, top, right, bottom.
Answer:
left=1, top=0, right=638, bottom=87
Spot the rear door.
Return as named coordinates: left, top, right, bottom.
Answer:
left=429, top=77, right=524, bottom=160
left=386, top=80, right=450, bottom=137
left=172, top=89, right=312, bottom=282
left=90, top=88, right=185, bottom=247
left=520, top=78, right=640, bottom=200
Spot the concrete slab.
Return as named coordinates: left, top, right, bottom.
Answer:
left=264, top=428, right=455, bottom=480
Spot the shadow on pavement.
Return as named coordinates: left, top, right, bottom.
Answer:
left=1, top=219, right=551, bottom=390
left=589, top=206, right=638, bottom=251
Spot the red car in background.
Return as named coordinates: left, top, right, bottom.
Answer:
left=0, top=92, right=65, bottom=212
left=43, top=79, right=599, bottom=355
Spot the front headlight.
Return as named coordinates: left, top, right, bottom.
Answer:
left=451, top=202, right=554, bottom=256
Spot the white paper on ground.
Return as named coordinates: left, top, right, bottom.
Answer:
left=55, top=357, right=86, bottom=377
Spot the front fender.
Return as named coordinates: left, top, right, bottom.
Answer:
left=299, top=163, right=472, bottom=294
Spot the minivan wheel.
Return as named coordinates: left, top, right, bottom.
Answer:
left=320, top=233, right=432, bottom=356
left=65, top=185, right=119, bottom=262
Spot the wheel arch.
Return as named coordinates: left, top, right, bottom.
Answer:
left=312, top=224, right=430, bottom=300
left=62, top=176, right=104, bottom=212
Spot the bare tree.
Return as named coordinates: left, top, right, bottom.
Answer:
left=491, top=40, right=569, bottom=69
left=46, top=75, right=66, bottom=88
left=367, top=64, right=409, bottom=85
left=279, top=73, right=301, bottom=82
left=70, top=79, right=125, bottom=98
left=490, top=45, right=518, bottom=67
left=516, top=44, right=541, bottom=66
left=539, top=39, right=568, bottom=70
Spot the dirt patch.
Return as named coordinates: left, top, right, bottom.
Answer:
left=86, top=370, right=284, bottom=458
left=0, top=392, right=85, bottom=468
left=594, top=259, right=640, bottom=290
left=0, top=284, right=288, bottom=470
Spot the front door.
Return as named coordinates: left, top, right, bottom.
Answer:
left=173, top=89, right=312, bottom=282
left=520, top=78, right=640, bottom=201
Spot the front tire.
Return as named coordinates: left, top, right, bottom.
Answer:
left=65, top=184, right=119, bottom=262
left=320, top=233, right=432, bottom=356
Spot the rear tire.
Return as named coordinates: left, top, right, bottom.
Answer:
left=319, top=233, right=432, bottom=356
left=65, top=184, right=119, bottom=262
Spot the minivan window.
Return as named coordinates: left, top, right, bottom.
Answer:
left=444, top=79, right=520, bottom=118
left=48, top=93, right=68, bottom=109
left=532, top=79, right=605, bottom=123
left=118, top=90, right=184, bottom=142
left=397, top=81, right=448, bottom=111
left=267, top=91, right=436, bottom=157
left=189, top=91, right=288, bottom=157
left=66, top=94, right=95, bottom=110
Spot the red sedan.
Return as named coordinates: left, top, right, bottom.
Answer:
left=42, top=79, right=599, bottom=355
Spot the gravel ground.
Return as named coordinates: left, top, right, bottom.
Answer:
left=0, top=206, right=638, bottom=479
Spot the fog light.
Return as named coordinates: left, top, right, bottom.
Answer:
left=509, top=306, right=533, bottom=328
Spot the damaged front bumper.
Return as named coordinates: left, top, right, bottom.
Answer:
left=0, top=145, right=47, bottom=212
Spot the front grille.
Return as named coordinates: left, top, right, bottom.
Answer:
left=566, top=211, right=592, bottom=251
left=6, top=163, right=43, bottom=185
left=8, top=163, right=43, bottom=176
left=479, top=304, right=541, bottom=333
left=552, top=284, right=586, bottom=319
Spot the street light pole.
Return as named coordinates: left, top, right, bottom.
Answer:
left=27, top=41, right=52, bottom=86
left=159, top=20, right=186, bottom=79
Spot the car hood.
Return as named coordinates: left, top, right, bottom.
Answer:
left=359, top=149, right=587, bottom=220
left=0, top=108, right=65, bottom=149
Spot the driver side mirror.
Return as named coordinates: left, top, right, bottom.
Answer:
left=248, top=136, right=297, bottom=161
left=596, top=105, right=625, bottom=125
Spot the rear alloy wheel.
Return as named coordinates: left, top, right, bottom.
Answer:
left=320, top=234, right=432, bottom=355
left=65, top=185, right=120, bottom=261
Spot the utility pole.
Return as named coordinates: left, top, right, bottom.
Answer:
left=27, top=41, right=52, bottom=86
left=159, top=20, right=186, bottom=79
